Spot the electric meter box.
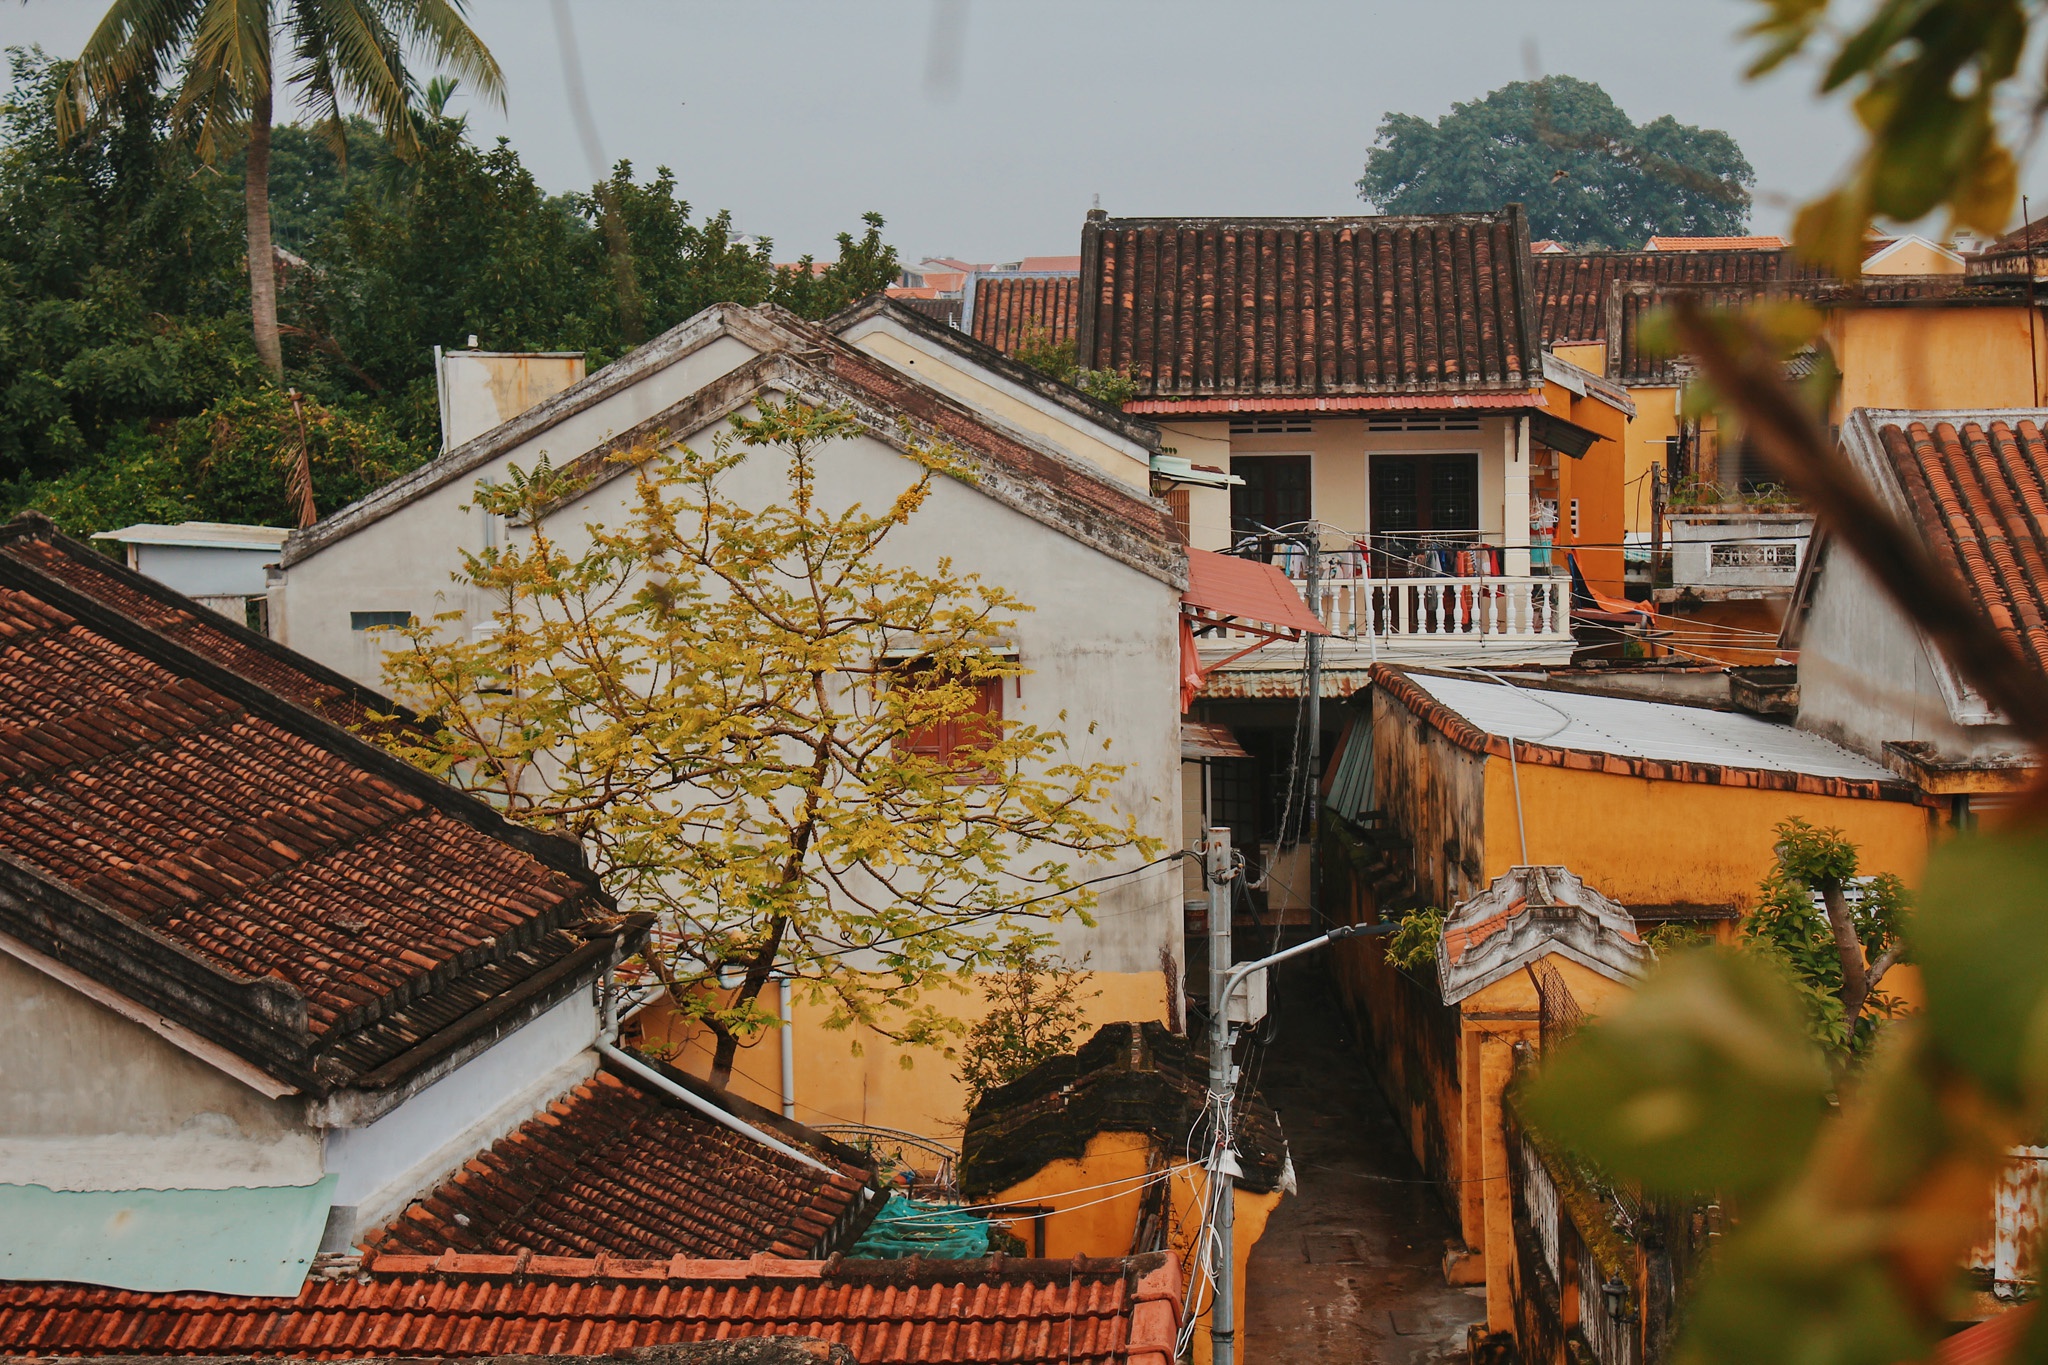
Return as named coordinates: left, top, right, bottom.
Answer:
left=1225, top=967, right=1268, bottom=1026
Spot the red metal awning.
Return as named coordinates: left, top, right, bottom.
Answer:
left=1181, top=548, right=1329, bottom=638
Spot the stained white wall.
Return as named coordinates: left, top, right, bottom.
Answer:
left=0, top=953, right=320, bottom=1191
left=321, top=991, right=598, bottom=1230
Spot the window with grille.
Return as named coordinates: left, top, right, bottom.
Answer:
left=350, top=610, right=415, bottom=631
left=1365, top=414, right=1481, bottom=433
left=1229, top=416, right=1313, bottom=435
left=1569, top=499, right=1581, bottom=537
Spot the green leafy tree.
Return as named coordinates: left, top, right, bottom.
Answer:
left=58, top=0, right=503, bottom=377
left=376, top=400, right=1157, bottom=1086
left=1743, top=819, right=1909, bottom=1050
left=0, top=49, right=253, bottom=485
left=1358, top=76, right=1754, bottom=248
left=954, top=944, right=1098, bottom=1109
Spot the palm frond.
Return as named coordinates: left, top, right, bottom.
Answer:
left=385, top=0, right=504, bottom=108
left=55, top=0, right=206, bottom=142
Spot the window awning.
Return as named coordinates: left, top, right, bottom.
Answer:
left=1181, top=548, right=1329, bottom=639
left=1181, top=720, right=1252, bottom=761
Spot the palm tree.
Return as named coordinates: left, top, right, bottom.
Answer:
left=57, top=1, right=504, bottom=378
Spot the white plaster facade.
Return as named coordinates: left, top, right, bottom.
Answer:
left=268, top=303, right=1186, bottom=989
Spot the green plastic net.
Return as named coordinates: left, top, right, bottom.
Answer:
left=849, top=1194, right=992, bottom=1260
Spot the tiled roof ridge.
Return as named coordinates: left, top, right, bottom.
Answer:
left=1370, top=664, right=1920, bottom=803
left=346, top=1248, right=1170, bottom=1286
left=827, top=296, right=1159, bottom=451
left=0, top=547, right=604, bottom=888
left=0, top=515, right=418, bottom=731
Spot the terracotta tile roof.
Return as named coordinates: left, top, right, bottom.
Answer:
left=1372, top=664, right=1920, bottom=803
left=0, top=538, right=633, bottom=1096
left=1646, top=235, right=1789, bottom=251
left=1529, top=248, right=1824, bottom=347
left=1077, top=208, right=1540, bottom=402
left=367, top=1067, right=878, bottom=1261
left=1865, top=414, right=2048, bottom=682
left=0, top=1251, right=1183, bottom=1365
left=969, top=275, right=1080, bottom=355
left=0, top=517, right=401, bottom=732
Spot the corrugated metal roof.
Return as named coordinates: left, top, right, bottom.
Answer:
left=90, top=521, right=291, bottom=550
left=1405, top=673, right=1896, bottom=782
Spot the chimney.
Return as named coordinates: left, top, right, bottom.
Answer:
left=434, top=346, right=587, bottom=452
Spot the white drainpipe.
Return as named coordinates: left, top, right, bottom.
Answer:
left=779, top=977, right=797, bottom=1121
left=597, top=978, right=833, bottom=1177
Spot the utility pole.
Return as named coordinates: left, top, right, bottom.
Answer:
left=1301, top=531, right=1323, bottom=930
left=1205, top=826, right=1234, bottom=1024
left=1204, top=921, right=1391, bottom=1365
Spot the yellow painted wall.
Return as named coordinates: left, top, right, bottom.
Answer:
left=985, top=1131, right=1277, bottom=1365
left=1826, top=306, right=2048, bottom=416
left=1479, top=760, right=1932, bottom=908
left=631, top=970, right=1171, bottom=1140
left=1863, top=239, right=1965, bottom=275
left=856, top=331, right=1151, bottom=490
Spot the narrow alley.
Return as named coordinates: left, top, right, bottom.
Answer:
left=1242, top=958, right=1485, bottom=1364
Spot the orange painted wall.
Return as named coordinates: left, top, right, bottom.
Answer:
left=1549, top=379, right=1631, bottom=596
left=631, top=970, right=1172, bottom=1141
left=1825, top=305, right=2048, bottom=416
left=1479, top=760, right=1932, bottom=909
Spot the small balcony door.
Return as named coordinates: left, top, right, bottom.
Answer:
left=1229, top=455, right=1311, bottom=550
left=1370, top=453, right=1479, bottom=576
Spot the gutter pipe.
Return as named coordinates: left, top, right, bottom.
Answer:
left=597, top=977, right=837, bottom=1178
left=779, top=977, right=797, bottom=1121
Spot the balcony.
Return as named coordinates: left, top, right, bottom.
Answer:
left=1193, top=539, right=1573, bottom=681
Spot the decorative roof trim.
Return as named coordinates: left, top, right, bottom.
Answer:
left=1126, top=392, right=1540, bottom=415
left=1438, top=864, right=1650, bottom=1005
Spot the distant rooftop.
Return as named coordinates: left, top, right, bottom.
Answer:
left=90, top=520, right=290, bottom=550
left=1388, top=668, right=1900, bottom=786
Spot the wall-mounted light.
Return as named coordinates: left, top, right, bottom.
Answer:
left=1601, top=1276, right=1637, bottom=1323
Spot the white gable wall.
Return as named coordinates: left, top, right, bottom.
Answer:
left=272, top=330, right=762, bottom=680
left=837, top=316, right=1153, bottom=490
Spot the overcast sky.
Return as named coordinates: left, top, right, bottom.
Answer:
left=2, top=1, right=1950, bottom=263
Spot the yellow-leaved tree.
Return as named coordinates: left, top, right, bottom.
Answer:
left=377, top=398, right=1157, bottom=1085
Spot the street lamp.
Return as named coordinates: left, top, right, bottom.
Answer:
left=1204, top=920, right=1394, bottom=1365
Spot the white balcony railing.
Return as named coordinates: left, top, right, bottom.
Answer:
left=1204, top=572, right=1570, bottom=647
left=1310, top=574, right=1570, bottom=641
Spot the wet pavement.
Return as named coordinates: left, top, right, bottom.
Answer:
left=1241, top=958, right=1485, bottom=1364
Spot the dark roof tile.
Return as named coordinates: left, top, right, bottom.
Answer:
left=1077, top=209, right=1539, bottom=401
left=0, top=521, right=633, bottom=1095
left=969, top=276, right=1080, bottom=356
left=366, top=1068, right=878, bottom=1261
